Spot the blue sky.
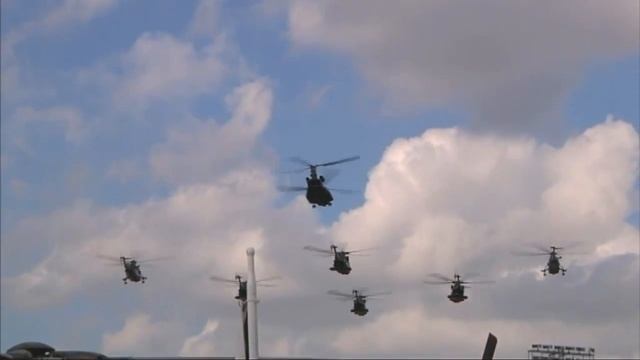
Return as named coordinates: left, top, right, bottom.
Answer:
left=1, top=1, right=639, bottom=358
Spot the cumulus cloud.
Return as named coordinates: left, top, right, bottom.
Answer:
left=322, top=117, right=639, bottom=357
left=188, top=0, right=220, bottom=38
left=179, top=319, right=219, bottom=356
left=150, top=79, right=274, bottom=185
left=288, top=0, right=639, bottom=130
left=102, top=313, right=185, bottom=356
left=114, top=32, right=227, bottom=107
left=12, top=106, right=89, bottom=145
left=332, top=117, right=639, bottom=278
left=2, top=117, right=638, bottom=358
left=1, top=0, right=117, bottom=103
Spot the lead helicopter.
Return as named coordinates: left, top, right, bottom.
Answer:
left=278, top=156, right=360, bottom=208
left=209, top=273, right=281, bottom=302
left=303, top=244, right=375, bottom=275
left=513, top=244, right=582, bottom=276
left=98, top=254, right=171, bottom=284
left=424, top=272, right=494, bottom=303
left=328, top=288, right=391, bottom=316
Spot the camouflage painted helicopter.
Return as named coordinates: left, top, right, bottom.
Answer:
left=328, top=288, right=391, bottom=316
left=209, top=273, right=281, bottom=302
left=278, top=156, right=360, bottom=208
left=303, top=244, right=375, bottom=275
left=514, top=245, right=578, bottom=276
left=98, top=254, right=170, bottom=284
left=424, top=273, right=494, bottom=303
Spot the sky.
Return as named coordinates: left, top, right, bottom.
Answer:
left=1, top=0, right=639, bottom=358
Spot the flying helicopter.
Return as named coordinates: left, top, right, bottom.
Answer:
left=278, top=156, right=360, bottom=208
left=328, top=288, right=391, bottom=316
left=98, top=254, right=170, bottom=284
left=424, top=273, right=494, bottom=303
left=303, top=244, right=375, bottom=275
left=209, top=273, right=281, bottom=302
left=513, top=245, right=580, bottom=276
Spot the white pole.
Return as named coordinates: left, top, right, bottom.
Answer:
left=246, top=247, right=259, bottom=359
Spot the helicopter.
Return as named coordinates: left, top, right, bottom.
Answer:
left=209, top=273, right=281, bottom=302
left=303, top=244, right=375, bottom=275
left=424, top=273, right=494, bottom=303
left=278, top=156, right=360, bottom=208
left=98, top=254, right=170, bottom=284
left=514, top=245, right=577, bottom=276
left=328, top=288, right=391, bottom=316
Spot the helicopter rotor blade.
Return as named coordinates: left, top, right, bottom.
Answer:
left=257, top=283, right=278, bottom=288
left=363, top=290, right=391, bottom=298
left=303, top=246, right=333, bottom=256
left=96, top=254, right=123, bottom=262
left=327, top=290, right=354, bottom=299
left=138, top=256, right=173, bottom=264
left=209, top=275, right=240, bottom=284
left=423, top=280, right=452, bottom=285
left=462, top=280, right=495, bottom=285
left=277, top=185, right=307, bottom=192
left=461, top=272, right=482, bottom=280
left=320, top=168, right=340, bottom=184
left=317, top=156, right=360, bottom=168
left=256, top=276, right=281, bottom=283
left=279, top=167, right=309, bottom=174
left=427, top=273, right=455, bottom=282
left=288, top=157, right=313, bottom=168
left=326, top=187, right=358, bottom=194
left=345, top=247, right=378, bottom=255
left=511, top=250, right=550, bottom=256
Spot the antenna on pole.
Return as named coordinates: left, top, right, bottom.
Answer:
left=246, top=247, right=259, bottom=359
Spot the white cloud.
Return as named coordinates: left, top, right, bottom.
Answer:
left=114, top=32, right=227, bottom=108
left=102, top=313, right=185, bottom=356
left=1, top=0, right=117, bottom=104
left=107, top=159, right=142, bottom=183
left=150, top=79, right=274, bottom=185
left=331, top=117, right=639, bottom=279
left=2, top=117, right=638, bottom=358
left=308, top=84, right=332, bottom=108
left=189, top=0, right=220, bottom=38
left=2, top=0, right=117, bottom=55
left=13, top=106, right=89, bottom=144
left=179, top=319, right=219, bottom=356
left=288, top=1, right=639, bottom=129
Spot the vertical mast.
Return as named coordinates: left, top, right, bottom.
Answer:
left=246, top=247, right=259, bottom=359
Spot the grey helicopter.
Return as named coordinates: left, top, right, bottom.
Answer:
left=514, top=245, right=578, bottom=276
left=278, top=156, right=360, bottom=208
left=99, top=254, right=170, bottom=284
left=209, top=273, right=280, bottom=360
left=209, top=273, right=281, bottom=302
left=328, top=288, right=391, bottom=316
left=303, top=244, right=375, bottom=275
left=424, top=273, right=494, bottom=303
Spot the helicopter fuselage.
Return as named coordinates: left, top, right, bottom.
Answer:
left=236, top=281, right=248, bottom=301
left=351, top=298, right=368, bottom=316
left=123, top=261, right=146, bottom=283
left=448, top=283, right=467, bottom=303
left=305, top=177, right=333, bottom=207
left=543, top=253, right=566, bottom=276
left=331, top=253, right=352, bottom=275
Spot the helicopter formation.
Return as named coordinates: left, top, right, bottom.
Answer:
left=97, top=156, right=583, bottom=318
